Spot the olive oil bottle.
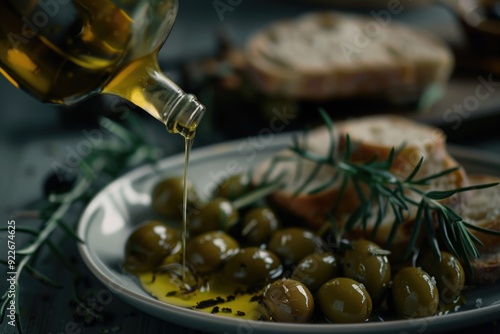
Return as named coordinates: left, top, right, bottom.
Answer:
left=0, top=0, right=205, bottom=285
left=0, top=0, right=205, bottom=137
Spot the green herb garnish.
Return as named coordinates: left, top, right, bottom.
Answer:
left=0, top=115, right=162, bottom=333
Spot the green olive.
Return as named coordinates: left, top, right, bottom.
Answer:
left=213, top=173, right=251, bottom=200
left=261, top=278, right=314, bottom=323
left=342, top=239, right=391, bottom=305
left=267, top=227, right=325, bottom=266
left=241, top=206, right=281, bottom=245
left=124, top=220, right=179, bottom=273
left=418, top=251, right=465, bottom=303
left=187, top=197, right=239, bottom=236
left=317, top=277, right=373, bottom=323
left=291, top=252, right=340, bottom=292
left=152, top=176, right=199, bottom=220
left=185, top=231, right=239, bottom=274
left=391, top=267, right=439, bottom=318
left=222, top=247, right=282, bottom=286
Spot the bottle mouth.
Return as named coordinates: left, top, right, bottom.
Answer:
left=164, top=94, right=206, bottom=139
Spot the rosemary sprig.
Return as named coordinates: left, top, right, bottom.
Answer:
left=271, top=109, right=500, bottom=274
left=0, top=116, right=162, bottom=333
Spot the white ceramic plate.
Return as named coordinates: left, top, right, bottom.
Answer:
left=77, top=133, right=500, bottom=334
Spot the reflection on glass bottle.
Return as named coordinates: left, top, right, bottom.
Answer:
left=0, top=0, right=205, bottom=137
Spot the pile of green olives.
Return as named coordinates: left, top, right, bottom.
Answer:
left=260, top=241, right=465, bottom=324
left=124, top=174, right=468, bottom=325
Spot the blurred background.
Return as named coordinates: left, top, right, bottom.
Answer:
left=3, top=0, right=500, bottom=216
left=2, top=0, right=500, bottom=332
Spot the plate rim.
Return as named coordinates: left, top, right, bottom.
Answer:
left=77, top=133, right=500, bottom=334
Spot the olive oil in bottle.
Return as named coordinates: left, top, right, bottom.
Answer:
left=0, top=0, right=204, bottom=136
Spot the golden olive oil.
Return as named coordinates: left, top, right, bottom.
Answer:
left=0, top=0, right=179, bottom=106
left=0, top=0, right=132, bottom=103
left=181, top=137, right=194, bottom=283
left=137, top=270, right=264, bottom=320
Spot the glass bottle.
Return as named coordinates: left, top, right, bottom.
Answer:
left=0, top=0, right=205, bottom=138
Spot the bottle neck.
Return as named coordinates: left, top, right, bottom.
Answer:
left=103, top=53, right=205, bottom=138
left=163, top=93, right=205, bottom=139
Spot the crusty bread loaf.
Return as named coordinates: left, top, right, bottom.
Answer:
left=252, top=116, right=467, bottom=230
left=244, top=12, right=454, bottom=103
left=459, top=175, right=500, bottom=284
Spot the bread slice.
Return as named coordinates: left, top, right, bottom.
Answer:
left=337, top=115, right=449, bottom=179
left=459, top=175, right=500, bottom=284
left=252, top=116, right=467, bottom=230
left=253, top=150, right=361, bottom=229
left=338, top=153, right=468, bottom=248
left=244, top=12, right=454, bottom=104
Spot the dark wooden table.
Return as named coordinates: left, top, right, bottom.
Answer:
left=1, top=1, right=500, bottom=334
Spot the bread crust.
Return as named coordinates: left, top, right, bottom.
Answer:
left=461, top=175, right=500, bottom=250
left=469, top=253, right=500, bottom=284
left=460, top=175, right=500, bottom=284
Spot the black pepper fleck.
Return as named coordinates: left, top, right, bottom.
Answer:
left=250, top=295, right=262, bottom=302
left=195, top=296, right=225, bottom=309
